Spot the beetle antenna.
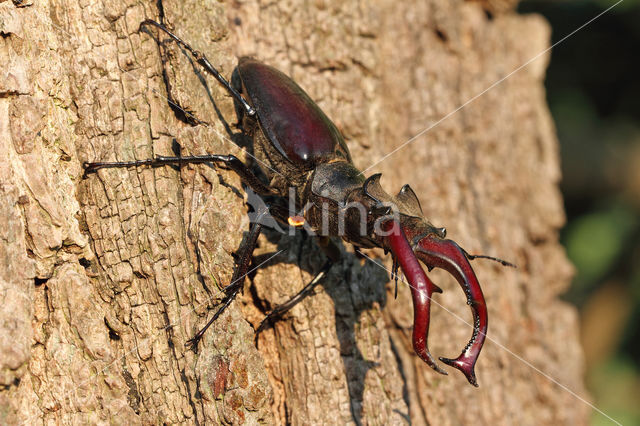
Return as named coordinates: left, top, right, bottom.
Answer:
left=461, top=248, right=516, bottom=268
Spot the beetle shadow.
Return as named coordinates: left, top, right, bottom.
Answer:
left=254, top=229, right=399, bottom=424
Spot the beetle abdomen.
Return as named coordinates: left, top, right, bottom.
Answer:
left=237, top=57, right=352, bottom=168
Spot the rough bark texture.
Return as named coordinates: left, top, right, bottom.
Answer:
left=0, top=0, right=590, bottom=424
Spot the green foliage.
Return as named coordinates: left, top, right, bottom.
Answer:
left=564, top=205, right=637, bottom=289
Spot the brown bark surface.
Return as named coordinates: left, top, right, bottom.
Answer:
left=0, top=0, right=590, bottom=424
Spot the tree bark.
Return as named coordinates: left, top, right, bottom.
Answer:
left=0, top=0, right=590, bottom=424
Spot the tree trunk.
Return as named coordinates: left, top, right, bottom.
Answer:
left=0, top=0, right=590, bottom=424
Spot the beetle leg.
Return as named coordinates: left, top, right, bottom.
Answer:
left=186, top=220, right=264, bottom=351
left=139, top=19, right=256, bottom=116
left=84, top=153, right=277, bottom=196
left=384, top=220, right=447, bottom=375
left=413, top=234, right=487, bottom=387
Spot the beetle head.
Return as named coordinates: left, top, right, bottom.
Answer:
left=347, top=173, right=488, bottom=386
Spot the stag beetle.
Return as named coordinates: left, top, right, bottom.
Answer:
left=84, top=20, right=513, bottom=387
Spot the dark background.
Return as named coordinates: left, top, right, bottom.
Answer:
left=519, top=0, right=639, bottom=424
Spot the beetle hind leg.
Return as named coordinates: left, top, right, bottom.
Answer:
left=139, top=19, right=255, bottom=116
